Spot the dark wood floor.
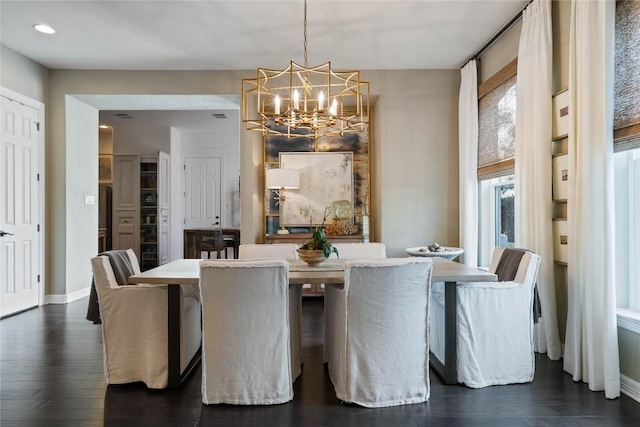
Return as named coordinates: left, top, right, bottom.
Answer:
left=1, top=297, right=638, bottom=427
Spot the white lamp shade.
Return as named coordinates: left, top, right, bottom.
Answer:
left=266, top=168, right=300, bottom=189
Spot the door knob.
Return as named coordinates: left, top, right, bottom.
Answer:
left=0, top=230, right=14, bottom=237
left=212, top=222, right=220, bottom=226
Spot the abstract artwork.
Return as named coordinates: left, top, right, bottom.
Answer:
left=279, top=152, right=353, bottom=227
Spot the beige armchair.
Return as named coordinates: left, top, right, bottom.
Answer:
left=430, top=247, right=541, bottom=388
left=90, top=249, right=201, bottom=389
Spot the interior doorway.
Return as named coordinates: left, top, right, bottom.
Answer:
left=88, top=95, right=241, bottom=263
left=0, top=89, right=45, bottom=317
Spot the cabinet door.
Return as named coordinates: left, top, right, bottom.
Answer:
left=158, top=151, right=170, bottom=265
left=112, top=155, right=140, bottom=257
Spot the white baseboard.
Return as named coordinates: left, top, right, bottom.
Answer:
left=44, top=286, right=90, bottom=305
left=621, top=374, right=640, bottom=403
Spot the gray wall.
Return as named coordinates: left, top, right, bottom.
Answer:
left=3, top=66, right=459, bottom=301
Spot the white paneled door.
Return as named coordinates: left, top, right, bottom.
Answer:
left=0, top=94, right=40, bottom=317
left=184, top=157, right=222, bottom=229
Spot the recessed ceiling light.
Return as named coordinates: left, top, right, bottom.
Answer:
left=99, top=125, right=110, bottom=129
left=34, top=24, right=56, bottom=34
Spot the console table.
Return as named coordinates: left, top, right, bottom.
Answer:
left=184, top=228, right=240, bottom=259
left=266, top=233, right=364, bottom=244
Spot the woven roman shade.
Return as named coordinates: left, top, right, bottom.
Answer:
left=478, top=58, right=518, bottom=180
left=614, top=0, right=640, bottom=152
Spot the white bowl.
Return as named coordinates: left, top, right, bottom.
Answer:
left=405, top=246, right=464, bottom=261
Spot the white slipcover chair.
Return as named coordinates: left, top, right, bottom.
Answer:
left=326, top=257, right=433, bottom=408
left=328, top=242, right=387, bottom=259
left=430, top=247, right=541, bottom=388
left=238, top=243, right=302, bottom=380
left=199, top=259, right=294, bottom=405
left=238, top=243, right=299, bottom=260
left=324, top=242, right=386, bottom=363
left=90, top=249, right=201, bottom=389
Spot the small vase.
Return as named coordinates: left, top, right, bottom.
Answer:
left=297, top=249, right=327, bottom=267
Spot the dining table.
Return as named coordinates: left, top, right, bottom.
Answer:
left=128, top=256, right=496, bottom=387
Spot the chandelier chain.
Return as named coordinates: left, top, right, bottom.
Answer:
left=303, top=0, right=308, bottom=68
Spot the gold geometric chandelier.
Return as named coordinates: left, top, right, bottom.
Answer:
left=242, top=0, right=369, bottom=139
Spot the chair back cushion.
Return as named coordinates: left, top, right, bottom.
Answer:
left=489, top=247, right=540, bottom=284
left=87, top=249, right=139, bottom=323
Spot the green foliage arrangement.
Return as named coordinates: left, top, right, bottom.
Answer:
left=300, top=227, right=339, bottom=259
left=299, top=207, right=339, bottom=258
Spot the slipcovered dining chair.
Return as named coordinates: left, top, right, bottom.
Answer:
left=430, top=247, right=541, bottom=388
left=326, top=257, right=433, bottom=408
left=199, top=259, right=294, bottom=405
left=329, top=242, right=387, bottom=259
left=238, top=243, right=299, bottom=260
left=238, top=243, right=302, bottom=379
left=324, top=242, right=387, bottom=364
left=90, top=249, right=201, bottom=389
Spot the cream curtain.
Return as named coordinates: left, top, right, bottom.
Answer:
left=459, top=60, right=479, bottom=267
left=565, top=0, right=620, bottom=399
left=514, top=0, right=561, bottom=360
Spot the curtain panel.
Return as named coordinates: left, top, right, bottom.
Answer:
left=459, top=60, right=479, bottom=267
left=565, top=0, right=620, bottom=399
left=514, top=0, right=561, bottom=361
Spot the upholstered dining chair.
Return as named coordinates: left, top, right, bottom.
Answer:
left=238, top=243, right=299, bottom=260
left=430, top=247, right=541, bottom=388
left=329, top=242, right=387, bottom=259
left=90, top=249, right=201, bottom=389
left=199, top=259, right=295, bottom=405
left=324, top=242, right=387, bottom=364
left=238, top=243, right=302, bottom=380
left=325, top=257, right=433, bottom=408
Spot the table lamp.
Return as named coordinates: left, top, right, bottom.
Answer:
left=266, top=168, right=300, bottom=235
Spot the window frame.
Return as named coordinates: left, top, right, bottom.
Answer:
left=628, top=151, right=640, bottom=311
left=478, top=175, right=515, bottom=268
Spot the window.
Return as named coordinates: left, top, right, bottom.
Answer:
left=477, top=59, right=518, bottom=267
left=615, top=148, right=640, bottom=314
left=479, top=175, right=515, bottom=267
left=478, top=59, right=518, bottom=180
left=496, top=182, right=515, bottom=249
left=614, top=0, right=640, bottom=322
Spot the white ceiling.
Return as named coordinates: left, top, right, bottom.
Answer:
left=1, top=0, right=528, bottom=130
left=1, top=0, right=529, bottom=71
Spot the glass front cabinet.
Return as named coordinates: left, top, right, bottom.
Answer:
left=112, top=152, right=170, bottom=271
